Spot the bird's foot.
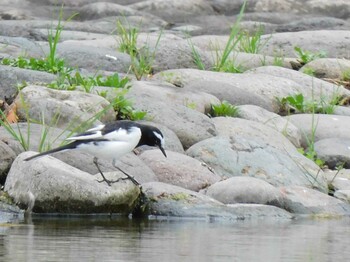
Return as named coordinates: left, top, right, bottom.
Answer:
left=96, top=175, right=140, bottom=186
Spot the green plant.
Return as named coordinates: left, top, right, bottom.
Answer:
left=210, top=101, right=239, bottom=117
left=212, top=1, right=246, bottom=72
left=116, top=19, right=161, bottom=80
left=278, top=93, right=341, bottom=115
left=238, top=25, right=269, bottom=54
left=294, top=46, right=327, bottom=65
left=188, top=39, right=206, bottom=70
left=301, top=67, right=315, bottom=76
left=0, top=8, right=76, bottom=75
left=272, top=51, right=285, bottom=67
left=109, top=90, right=147, bottom=120
left=341, top=68, right=350, bottom=81
left=297, top=113, right=325, bottom=167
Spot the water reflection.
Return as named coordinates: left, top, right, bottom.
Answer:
left=0, top=215, right=349, bottom=261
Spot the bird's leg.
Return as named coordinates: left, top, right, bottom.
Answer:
left=94, top=157, right=140, bottom=186
left=93, top=157, right=111, bottom=186
left=112, top=159, right=140, bottom=186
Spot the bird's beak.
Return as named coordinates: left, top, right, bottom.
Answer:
left=159, top=146, right=167, bottom=157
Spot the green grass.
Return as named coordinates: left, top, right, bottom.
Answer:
left=189, top=1, right=270, bottom=73
left=116, top=19, right=162, bottom=80
left=294, top=46, right=327, bottom=65
left=238, top=25, right=270, bottom=54
left=277, top=93, right=341, bottom=115
left=210, top=101, right=239, bottom=117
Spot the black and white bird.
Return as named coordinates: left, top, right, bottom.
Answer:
left=24, top=120, right=167, bottom=186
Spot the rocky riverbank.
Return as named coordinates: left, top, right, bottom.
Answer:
left=1, top=0, right=350, bottom=222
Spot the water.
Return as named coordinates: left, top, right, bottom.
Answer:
left=0, top=215, right=349, bottom=262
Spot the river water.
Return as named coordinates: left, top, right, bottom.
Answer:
left=0, top=215, right=349, bottom=262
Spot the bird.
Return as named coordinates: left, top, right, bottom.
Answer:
left=24, top=120, right=167, bottom=186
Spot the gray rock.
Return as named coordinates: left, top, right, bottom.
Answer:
left=212, top=117, right=298, bottom=153
left=154, top=68, right=308, bottom=112
left=333, top=106, right=350, bottom=117
left=334, top=190, right=350, bottom=203
left=248, top=66, right=350, bottom=101
left=280, top=186, right=350, bottom=215
left=186, top=136, right=328, bottom=192
left=237, top=105, right=302, bottom=147
left=127, top=80, right=220, bottom=114
left=50, top=151, right=158, bottom=185
left=0, top=36, right=44, bottom=57
left=276, top=16, right=350, bottom=32
left=205, top=50, right=294, bottom=71
left=0, top=65, right=56, bottom=100
left=142, top=182, right=292, bottom=220
left=149, top=39, right=213, bottom=73
left=53, top=42, right=131, bottom=73
left=5, top=152, right=140, bottom=214
left=261, top=30, right=350, bottom=59
left=0, top=141, right=17, bottom=183
left=314, top=138, right=350, bottom=169
left=15, top=85, right=115, bottom=130
left=0, top=122, right=70, bottom=153
left=287, top=114, right=350, bottom=148
left=78, top=2, right=141, bottom=20
left=203, top=176, right=283, bottom=207
left=330, top=177, right=350, bottom=191
left=127, top=92, right=217, bottom=149
left=128, top=0, right=215, bottom=22
left=300, top=58, right=350, bottom=79
left=0, top=201, right=24, bottom=224
left=139, top=149, right=221, bottom=191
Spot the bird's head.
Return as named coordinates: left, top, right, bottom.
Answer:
left=139, top=125, right=167, bottom=157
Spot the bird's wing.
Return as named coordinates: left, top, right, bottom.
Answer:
left=66, top=124, right=105, bottom=141
left=66, top=123, right=141, bottom=142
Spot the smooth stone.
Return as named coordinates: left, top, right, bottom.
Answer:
left=300, top=58, right=350, bottom=79
left=314, top=138, right=350, bottom=169
left=142, top=182, right=292, bottom=220
left=15, top=85, right=115, bottom=130
left=203, top=176, right=283, bottom=207
left=0, top=141, right=17, bottom=183
left=139, top=149, right=221, bottom=191
left=237, top=105, right=302, bottom=147
left=287, top=114, right=350, bottom=148
left=5, top=152, right=140, bottom=214
left=261, top=30, right=350, bottom=59
left=126, top=92, right=217, bottom=149
left=0, top=65, right=56, bottom=100
left=280, top=186, right=350, bottom=215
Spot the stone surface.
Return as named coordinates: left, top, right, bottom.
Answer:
left=203, top=176, right=283, bottom=207
left=5, top=152, right=140, bottom=214
left=0, top=65, right=56, bottom=100
left=127, top=91, right=217, bottom=149
left=280, top=186, right=350, bottom=215
left=261, top=30, right=350, bottom=59
left=314, top=138, right=350, bottom=169
left=127, top=80, right=220, bottom=114
left=142, top=182, right=292, bottom=220
left=300, top=58, right=350, bottom=79
left=287, top=114, right=350, bottom=148
left=0, top=141, right=17, bottom=183
left=15, top=85, right=115, bottom=130
left=237, top=105, right=302, bottom=147
left=139, top=149, right=221, bottom=191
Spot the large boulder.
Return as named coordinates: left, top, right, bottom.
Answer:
left=15, top=85, right=115, bottom=130
left=142, top=182, right=292, bottom=220
left=5, top=152, right=140, bottom=214
left=139, top=149, right=221, bottom=191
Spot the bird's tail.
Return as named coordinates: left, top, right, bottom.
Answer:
left=24, top=141, right=80, bottom=161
